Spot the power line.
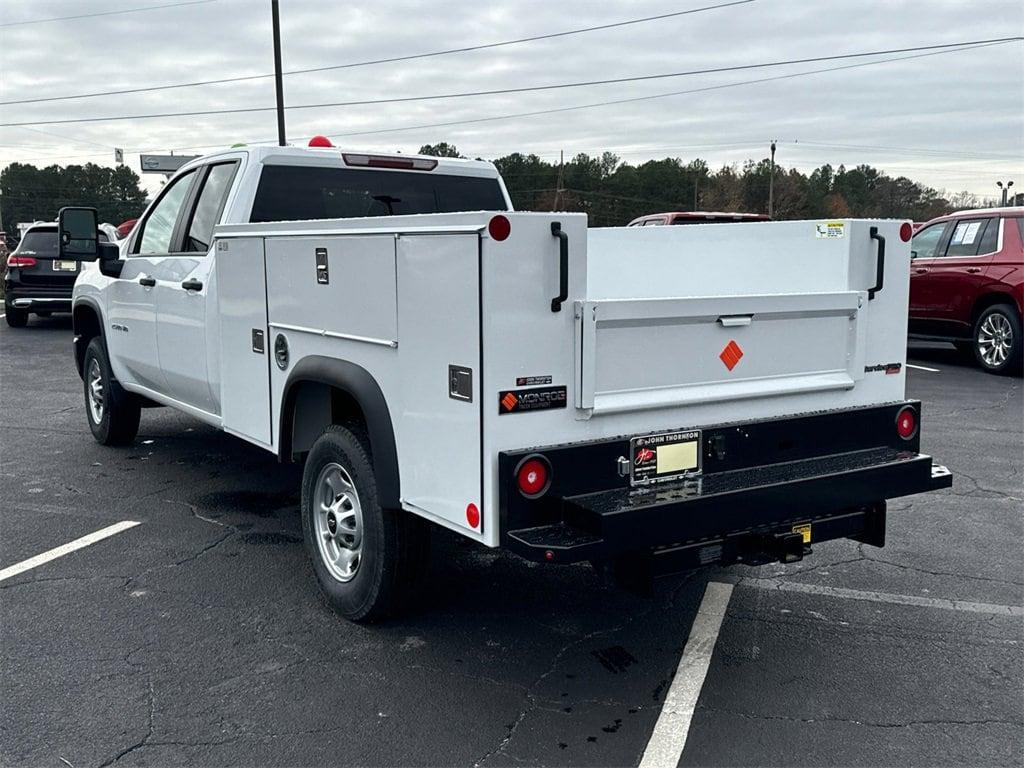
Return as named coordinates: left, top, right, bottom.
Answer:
left=3, top=36, right=1019, bottom=128
left=3, top=42, right=1017, bottom=165
left=0, top=0, right=755, bottom=106
left=0, top=0, right=215, bottom=27
left=320, top=39, right=1014, bottom=140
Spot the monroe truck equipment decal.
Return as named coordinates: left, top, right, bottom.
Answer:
left=498, top=386, right=567, bottom=414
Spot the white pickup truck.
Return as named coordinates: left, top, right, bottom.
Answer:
left=51, top=141, right=951, bottom=621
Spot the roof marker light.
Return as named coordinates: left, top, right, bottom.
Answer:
left=309, top=135, right=334, bottom=148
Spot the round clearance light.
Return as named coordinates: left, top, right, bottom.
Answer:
left=466, top=503, right=480, bottom=529
left=900, top=222, right=913, bottom=242
left=308, top=135, right=334, bottom=148
left=516, top=455, right=551, bottom=498
left=488, top=215, right=511, bottom=242
left=896, top=406, right=917, bottom=440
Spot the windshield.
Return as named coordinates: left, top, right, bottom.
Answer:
left=250, top=165, right=508, bottom=223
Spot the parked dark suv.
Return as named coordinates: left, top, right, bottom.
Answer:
left=909, top=207, right=1023, bottom=374
left=3, top=224, right=110, bottom=328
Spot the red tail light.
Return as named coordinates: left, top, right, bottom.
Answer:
left=899, top=222, right=913, bottom=242
left=466, top=503, right=480, bottom=529
left=516, top=455, right=551, bottom=498
left=896, top=406, right=917, bottom=440
left=7, top=255, right=37, bottom=267
left=488, top=215, right=511, bottom=242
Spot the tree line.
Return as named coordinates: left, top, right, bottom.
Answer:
left=1, top=162, right=148, bottom=243
left=420, top=142, right=990, bottom=227
left=1, top=146, right=992, bottom=244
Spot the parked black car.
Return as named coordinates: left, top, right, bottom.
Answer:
left=4, top=224, right=110, bottom=328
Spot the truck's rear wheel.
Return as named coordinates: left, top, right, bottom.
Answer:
left=83, top=337, right=141, bottom=445
left=301, top=425, right=428, bottom=622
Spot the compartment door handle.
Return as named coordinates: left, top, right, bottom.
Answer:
left=718, top=315, right=753, bottom=327
left=550, top=221, right=568, bottom=313
left=868, top=226, right=885, bottom=300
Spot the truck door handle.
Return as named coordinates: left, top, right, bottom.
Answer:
left=914, top=267, right=929, bottom=274
left=868, top=226, right=885, bottom=300
left=550, top=221, right=569, bottom=313
left=138, top=275, right=156, bottom=287
left=181, top=278, right=203, bottom=291
left=966, top=267, right=982, bottom=274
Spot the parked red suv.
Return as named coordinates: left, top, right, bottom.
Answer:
left=909, top=207, right=1023, bottom=374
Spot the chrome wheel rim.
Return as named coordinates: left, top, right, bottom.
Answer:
left=977, top=312, right=1013, bottom=368
left=87, top=358, right=104, bottom=424
left=313, top=462, right=363, bottom=582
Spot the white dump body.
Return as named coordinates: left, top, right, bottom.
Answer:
left=213, top=213, right=911, bottom=547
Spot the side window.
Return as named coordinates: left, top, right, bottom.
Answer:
left=944, top=218, right=990, bottom=258
left=135, top=170, right=197, bottom=255
left=910, top=222, right=946, bottom=259
left=975, top=217, right=1000, bottom=255
left=184, top=163, right=238, bottom=252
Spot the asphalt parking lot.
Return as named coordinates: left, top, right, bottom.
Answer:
left=1, top=318, right=1021, bottom=768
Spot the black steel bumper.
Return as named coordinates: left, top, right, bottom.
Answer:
left=498, top=402, right=952, bottom=571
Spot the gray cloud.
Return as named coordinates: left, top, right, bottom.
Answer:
left=1, top=0, right=1021, bottom=199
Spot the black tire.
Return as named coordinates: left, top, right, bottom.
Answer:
left=972, top=304, right=1022, bottom=375
left=300, top=425, right=429, bottom=622
left=5, top=308, right=28, bottom=328
left=83, top=337, right=141, bottom=445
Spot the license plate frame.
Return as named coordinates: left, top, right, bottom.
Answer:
left=629, top=429, right=702, bottom=487
left=52, top=260, right=78, bottom=272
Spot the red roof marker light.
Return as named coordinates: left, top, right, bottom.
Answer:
left=308, top=135, right=334, bottom=148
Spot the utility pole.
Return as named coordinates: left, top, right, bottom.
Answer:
left=996, top=180, right=1014, bottom=206
left=553, top=150, right=564, bottom=210
left=767, top=140, right=777, bottom=218
left=271, top=0, right=286, bottom=146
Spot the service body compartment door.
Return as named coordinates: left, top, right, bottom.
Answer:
left=215, top=237, right=272, bottom=447
left=396, top=234, right=482, bottom=530
left=577, top=291, right=866, bottom=414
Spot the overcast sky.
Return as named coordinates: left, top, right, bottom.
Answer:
left=1, top=0, right=1021, bottom=200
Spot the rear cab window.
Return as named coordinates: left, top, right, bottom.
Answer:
left=249, top=165, right=508, bottom=223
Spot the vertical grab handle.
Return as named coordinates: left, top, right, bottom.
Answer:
left=868, top=226, right=885, bottom=300
left=550, top=221, right=569, bottom=312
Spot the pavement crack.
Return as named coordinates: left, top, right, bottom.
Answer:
left=698, top=706, right=1023, bottom=730
left=97, top=677, right=155, bottom=767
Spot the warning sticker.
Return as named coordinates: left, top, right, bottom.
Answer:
left=815, top=221, right=846, bottom=239
left=792, top=523, right=812, bottom=544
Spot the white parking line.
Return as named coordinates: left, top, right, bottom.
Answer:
left=0, top=521, right=141, bottom=583
left=743, top=578, right=1022, bottom=617
left=639, top=581, right=733, bottom=768
left=907, top=363, right=940, bottom=372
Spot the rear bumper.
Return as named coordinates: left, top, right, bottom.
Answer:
left=4, top=281, right=73, bottom=312
left=499, top=403, right=952, bottom=569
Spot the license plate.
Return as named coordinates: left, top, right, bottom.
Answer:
left=52, top=260, right=77, bottom=272
left=630, top=429, right=702, bottom=486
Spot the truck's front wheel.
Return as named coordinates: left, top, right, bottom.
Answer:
left=301, top=425, right=427, bottom=622
left=83, top=337, right=141, bottom=445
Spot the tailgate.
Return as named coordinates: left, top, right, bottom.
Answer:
left=575, top=290, right=866, bottom=414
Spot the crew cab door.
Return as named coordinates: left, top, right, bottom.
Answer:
left=110, top=168, right=199, bottom=392
left=153, top=160, right=239, bottom=415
